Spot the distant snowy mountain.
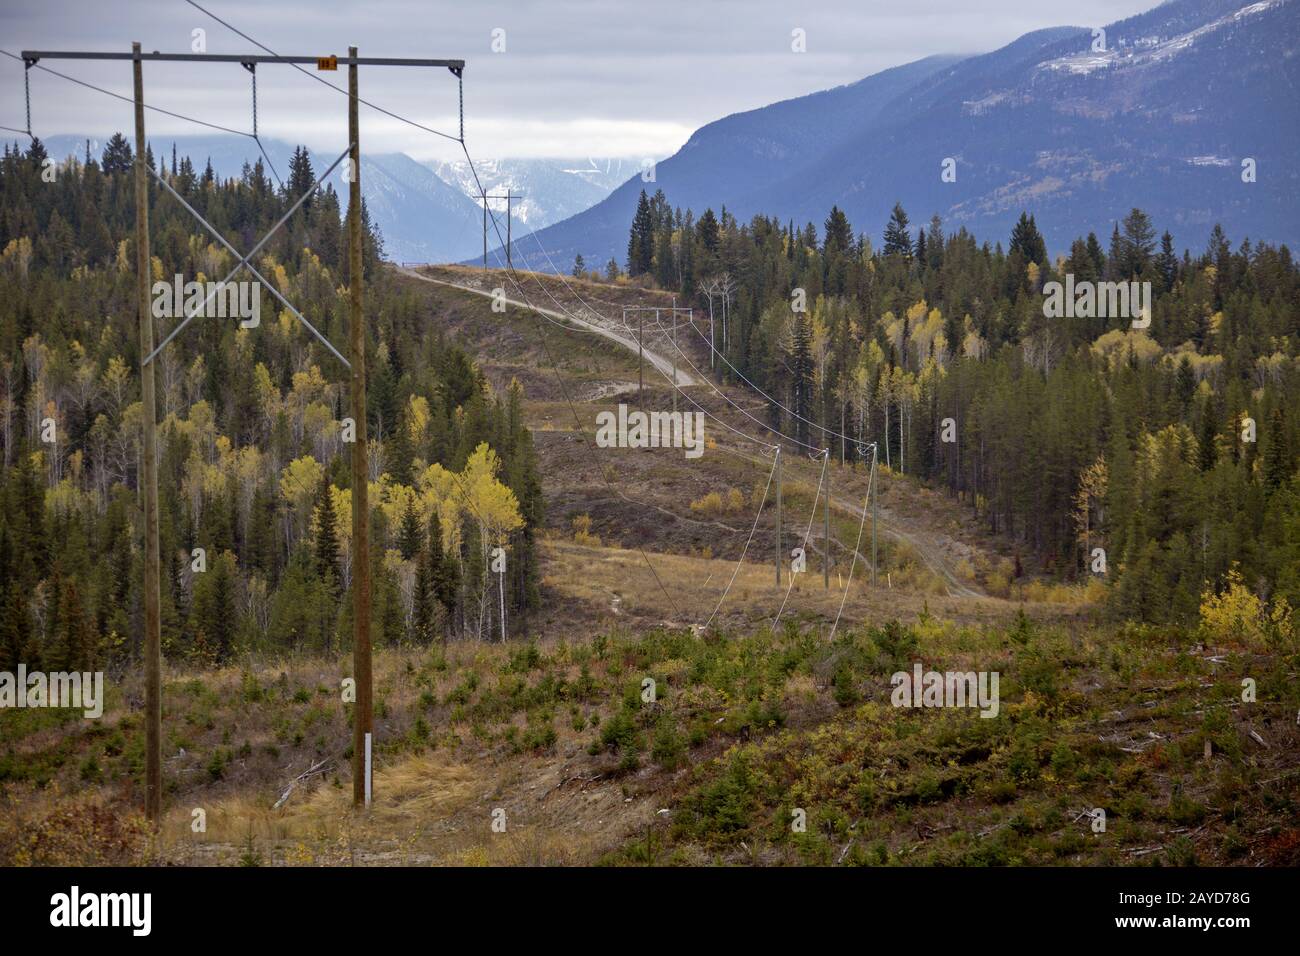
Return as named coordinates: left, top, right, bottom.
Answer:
left=361, top=152, right=483, bottom=264
left=429, top=157, right=644, bottom=231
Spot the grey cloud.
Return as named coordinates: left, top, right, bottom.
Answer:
left=1, top=0, right=1158, bottom=159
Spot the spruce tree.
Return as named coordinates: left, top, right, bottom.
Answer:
left=398, top=499, right=423, bottom=560
left=883, top=203, right=912, bottom=258
left=1264, top=405, right=1290, bottom=490
left=313, top=475, right=340, bottom=595
left=412, top=531, right=436, bottom=644
left=789, top=314, right=814, bottom=447
left=627, top=189, right=654, bottom=276
left=100, top=133, right=132, bottom=174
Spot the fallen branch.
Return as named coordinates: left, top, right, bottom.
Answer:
left=1124, top=845, right=1163, bottom=857
left=273, top=756, right=334, bottom=810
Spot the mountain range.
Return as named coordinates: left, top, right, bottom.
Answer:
left=515, top=0, right=1300, bottom=270
left=33, top=134, right=638, bottom=264
left=429, top=157, right=644, bottom=231
left=29, top=0, right=1299, bottom=269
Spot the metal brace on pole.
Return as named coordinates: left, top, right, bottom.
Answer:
left=144, top=153, right=353, bottom=368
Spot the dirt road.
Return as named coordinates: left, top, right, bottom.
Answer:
left=394, top=266, right=699, bottom=388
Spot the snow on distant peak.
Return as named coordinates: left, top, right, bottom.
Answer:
left=1037, top=0, right=1288, bottom=75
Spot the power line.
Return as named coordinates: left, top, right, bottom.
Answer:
left=1, top=48, right=250, bottom=137
left=509, top=202, right=870, bottom=456
left=704, top=446, right=779, bottom=630
left=184, top=2, right=689, bottom=626
left=676, top=305, right=867, bottom=451
left=507, top=215, right=852, bottom=458
left=4, top=43, right=288, bottom=188
left=649, top=312, right=827, bottom=454
left=185, top=2, right=806, bottom=463
left=185, top=1, right=787, bottom=627
left=457, top=147, right=686, bottom=621
left=829, top=444, right=877, bottom=640
left=185, top=0, right=463, bottom=144
left=773, top=450, right=828, bottom=627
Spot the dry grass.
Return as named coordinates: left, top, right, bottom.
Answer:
left=540, top=537, right=1067, bottom=631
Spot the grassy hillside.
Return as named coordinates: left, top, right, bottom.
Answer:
left=3, top=601, right=1295, bottom=866
left=2, top=251, right=1295, bottom=868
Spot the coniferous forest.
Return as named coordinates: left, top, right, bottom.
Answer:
left=5, top=0, right=1300, bottom=914
left=621, top=187, right=1300, bottom=625
left=0, top=136, right=544, bottom=676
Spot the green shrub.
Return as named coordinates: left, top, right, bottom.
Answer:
left=651, top=718, right=685, bottom=770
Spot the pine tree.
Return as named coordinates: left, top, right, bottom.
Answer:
left=397, top=498, right=423, bottom=560
left=100, top=133, right=132, bottom=174
left=1175, top=356, right=1196, bottom=412
left=428, top=515, right=459, bottom=641
left=313, top=475, right=340, bottom=595
left=0, top=522, right=33, bottom=670
left=823, top=206, right=852, bottom=254
left=192, top=551, right=237, bottom=664
left=1120, top=207, right=1157, bottom=278
left=388, top=411, right=415, bottom=488
left=789, top=314, right=814, bottom=447
left=412, top=525, right=436, bottom=644
left=883, top=203, right=912, bottom=258
left=1009, top=212, right=1047, bottom=266
left=0, top=581, right=32, bottom=672
left=926, top=215, right=945, bottom=272
left=627, top=189, right=654, bottom=276
left=1156, top=231, right=1178, bottom=291
left=696, top=208, right=720, bottom=255
left=1085, top=231, right=1106, bottom=276
left=1198, top=402, right=1219, bottom=473
left=286, top=145, right=317, bottom=215
left=1264, top=405, right=1291, bottom=490
left=49, top=575, right=95, bottom=671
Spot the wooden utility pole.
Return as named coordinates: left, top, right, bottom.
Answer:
left=871, top=448, right=878, bottom=587
left=775, top=446, right=782, bottom=586
left=670, top=301, right=677, bottom=414
left=824, top=453, right=830, bottom=589
left=132, top=41, right=162, bottom=824
left=348, top=46, right=374, bottom=808
left=29, top=44, right=464, bottom=821
left=481, top=190, right=523, bottom=271
left=638, top=311, right=644, bottom=406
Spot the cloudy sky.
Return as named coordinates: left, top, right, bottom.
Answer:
left=2, top=0, right=1159, bottom=162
